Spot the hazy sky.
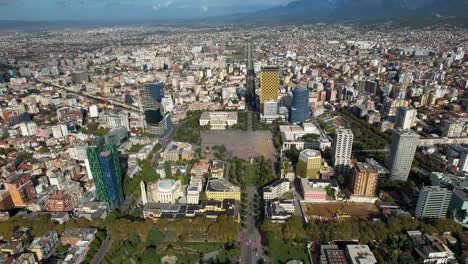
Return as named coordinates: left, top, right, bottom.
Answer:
left=0, top=0, right=295, bottom=21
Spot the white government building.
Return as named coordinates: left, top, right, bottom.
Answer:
left=199, top=112, right=238, bottom=130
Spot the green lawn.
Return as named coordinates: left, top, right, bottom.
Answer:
left=183, top=242, right=224, bottom=253
left=245, top=163, right=257, bottom=186
left=265, top=233, right=310, bottom=264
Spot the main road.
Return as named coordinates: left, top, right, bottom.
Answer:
left=37, top=79, right=142, bottom=113
left=239, top=186, right=263, bottom=264
left=90, top=234, right=112, bottom=264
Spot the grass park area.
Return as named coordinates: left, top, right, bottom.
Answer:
left=305, top=202, right=380, bottom=219
left=265, top=233, right=310, bottom=264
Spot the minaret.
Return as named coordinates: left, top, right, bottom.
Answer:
left=140, top=181, right=148, bottom=205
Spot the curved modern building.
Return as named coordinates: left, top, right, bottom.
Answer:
left=290, top=87, right=310, bottom=123
left=141, top=82, right=173, bottom=138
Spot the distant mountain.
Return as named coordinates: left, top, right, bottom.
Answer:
left=212, top=0, right=468, bottom=26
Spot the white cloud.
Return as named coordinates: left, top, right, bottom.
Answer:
left=152, top=0, right=172, bottom=11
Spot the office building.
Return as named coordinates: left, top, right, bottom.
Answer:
left=333, top=129, right=354, bottom=174
left=141, top=82, right=173, bottom=137
left=296, top=149, right=322, bottom=179
left=205, top=178, right=241, bottom=201
left=148, top=179, right=183, bottom=204
left=387, top=129, right=420, bottom=181
left=290, top=87, right=310, bottom=123
left=105, top=109, right=129, bottom=130
left=415, top=186, right=452, bottom=219
left=186, top=177, right=203, bottom=205
left=449, top=189, right=468, bottom=223
left=261, top=100, right=279, bottom=123
left=279, top=123, right=331, bottom=151
left=352, top=162, right=378, bottom=197
left=199, top=112, right=238, bottom=130
left=300, top=178, right=339, bottom=201
left=160, top=141, right=193, bottom=161
left=395, top=107, right=416, bottom=130
left=87, top=144, right=123, bottom=210
left=259, top=67, right=279, bottom=111
left=104, top=126, right=128, bottom=146
left=263, top=178, right=290, bottom=200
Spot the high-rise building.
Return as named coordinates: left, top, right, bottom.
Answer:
left=333, top=129, right=354, bottom=174
left=141, top=82, right=173, bottom=137
left=87, top=144, right=123, bottom=210
left=415, top=186, right=452, bottom=219
left=296, top=149, right=322, bottom=179
left=395, top=107, right=417, bottom=130
left=259, top=67, right=279, bottom=112
left=352, top=162, right=378, bottom=197
left=387, top=129, right=420, bottom=181
left=261, top=100, right=279, bottom=123
left=290, top=87, right=311, bottom=123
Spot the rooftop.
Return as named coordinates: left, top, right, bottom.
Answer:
left=206, top=178, right=240, bottom=192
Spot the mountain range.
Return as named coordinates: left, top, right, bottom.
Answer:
left=210, top=0, right=468, bottom=26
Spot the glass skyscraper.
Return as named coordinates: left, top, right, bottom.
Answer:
left=141, top=82, right=173, bottom=137
left=290, top=87, right=310, bottom=123
left=87, top=144, right=123, bottom=210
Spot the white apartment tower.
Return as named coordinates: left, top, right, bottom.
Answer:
left=387, top=129, right=420, bottom=181
left=333, top=129, right=354, bottom=174
left=396, top=107, right=417, bottom=130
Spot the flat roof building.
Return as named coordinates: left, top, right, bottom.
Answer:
left=205, top=178, right=241, bottom=201
left=199, top=112, right=238, bottom=130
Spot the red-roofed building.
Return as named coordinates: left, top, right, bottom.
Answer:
left=191, top=160, right=210, bottom=177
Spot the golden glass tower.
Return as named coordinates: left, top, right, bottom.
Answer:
left=259, top=67, right=279, bottom=111
left=296, top=149, right=322, bottom=179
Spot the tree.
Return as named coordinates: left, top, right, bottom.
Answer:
left=164, top=161, right=173, bottom=178
left=146, top=227, right=164, bottom=248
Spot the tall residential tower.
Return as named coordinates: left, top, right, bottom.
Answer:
left=333, top=129, right=354, bottom=174
left=387, top=129, right=420, bottom=181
